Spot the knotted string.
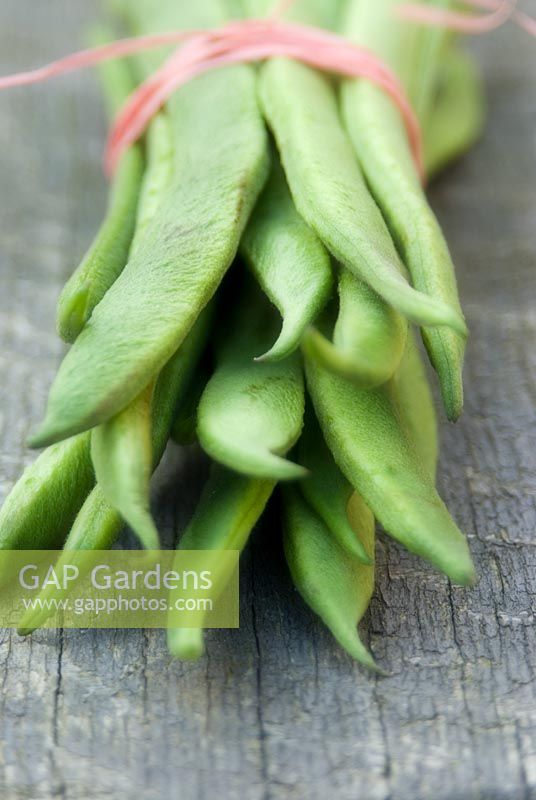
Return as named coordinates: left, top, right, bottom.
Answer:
left=0, top=7, right=425, bottom=180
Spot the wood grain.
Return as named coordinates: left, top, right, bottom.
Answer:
left=0, top=3, right=535, bottom=798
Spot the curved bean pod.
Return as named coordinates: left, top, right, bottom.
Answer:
left=305, top=350, right=475, bottom=585
left=340, top=0, right=469, bottom=419
left=56, top=51, right=144, bottom=343
left=18, top=307, right=212, bottom=634
left=30, top=2, right=269, bottom=448
left=246, top=0, right=400, bottom=382
left=240, top=162, right=333, bottom=361
left=91, top=381, right=159, bottom=549
left=283, top=487, right=382, bottom=672
left=258, top=59, right=467, bottom=336
left=86, top=105, right=179, bottom=551
left=197, top=286, right=306, bottom=481
left=303, top=269, right=407, bottom=387
left=168, top=465, right=275, bottom=659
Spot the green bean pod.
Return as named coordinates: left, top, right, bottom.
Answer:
left=340, top=0, right=470, bottom=420
left=257, top=59, right=467, bottom=336
left=17, top=491, right=121, bottom=635
left=197, top=285, right=306, bottom=481
left=91, top=381, right=159, bottom=549
left=240, top=162, right=333, bottom=361
left=245, top=0, right=404, bottom=384
left=85, top=303, right=214, bottom=550
left=283, top=487, right=382, bottom=672
left=18, top=307, right=213, bottom=635
left=298, top=409, right=372, bottom=564
left=29, top=2, right=269, bottom=449
left=56, top=49, right=144, bottom=344
left=168, top=465, right=275, bottom=660
left=424, top=49, right=485, bottom=180
left=305, top=349, right=475, bottom=585
left=0, top=435, right=93, bottom=551
left=85, top=101, right=184, bottom=549
left=303, top=269, right=408, bottom=387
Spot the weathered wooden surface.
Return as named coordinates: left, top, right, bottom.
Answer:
left=0, top=2, right=535, bottom=799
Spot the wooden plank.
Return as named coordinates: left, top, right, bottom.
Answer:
left=0, top=2, right=535, bottom=798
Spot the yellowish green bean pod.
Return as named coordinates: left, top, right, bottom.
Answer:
left=168, top=465, right=275, bottom=660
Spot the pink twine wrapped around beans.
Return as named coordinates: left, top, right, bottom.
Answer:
left=1, top=0, right=533, bottom=182
left=0, top=11, right=424, bottom=180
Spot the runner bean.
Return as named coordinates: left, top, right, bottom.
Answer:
left=168, top=465, right=274, bottom=659
left=240, top=162, right=333, bottom=361
left=303, top=269, right=407, bottom=387
left=18, top=307, right=212, bottom=634
left=394, top=330, right=439, bottom=481
left=87, top=102, right=179, bottom=549
left=91, top=382, right=159, bottom=549
left=197, top=282, right=306, bottom=481
left=0, top=435, right=93, bottom=551
left=56, top=46, right=144, bottom=343
left=305, top=345, right=475, bottom=585
left=29, top=1, right=269, bottom=448
left=283, top=487, right=382, bottom=671
left=341, top=0, right=468, bottom=419
left=258, top=59, right=467, bottom=335
left=130, top=114, right=174, bottom=250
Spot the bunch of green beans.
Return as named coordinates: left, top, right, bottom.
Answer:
left=0, top=0, right=485, bottom=669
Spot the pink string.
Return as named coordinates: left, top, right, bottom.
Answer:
left=106, top=19, right=422, bottom=176
left=0, top=32, right=203, bottom=90
left=0, top=17, right=425, bottom=182
left=398, top=0, right=536, bottom=36
left=466, top=0, right=536, bottom=35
